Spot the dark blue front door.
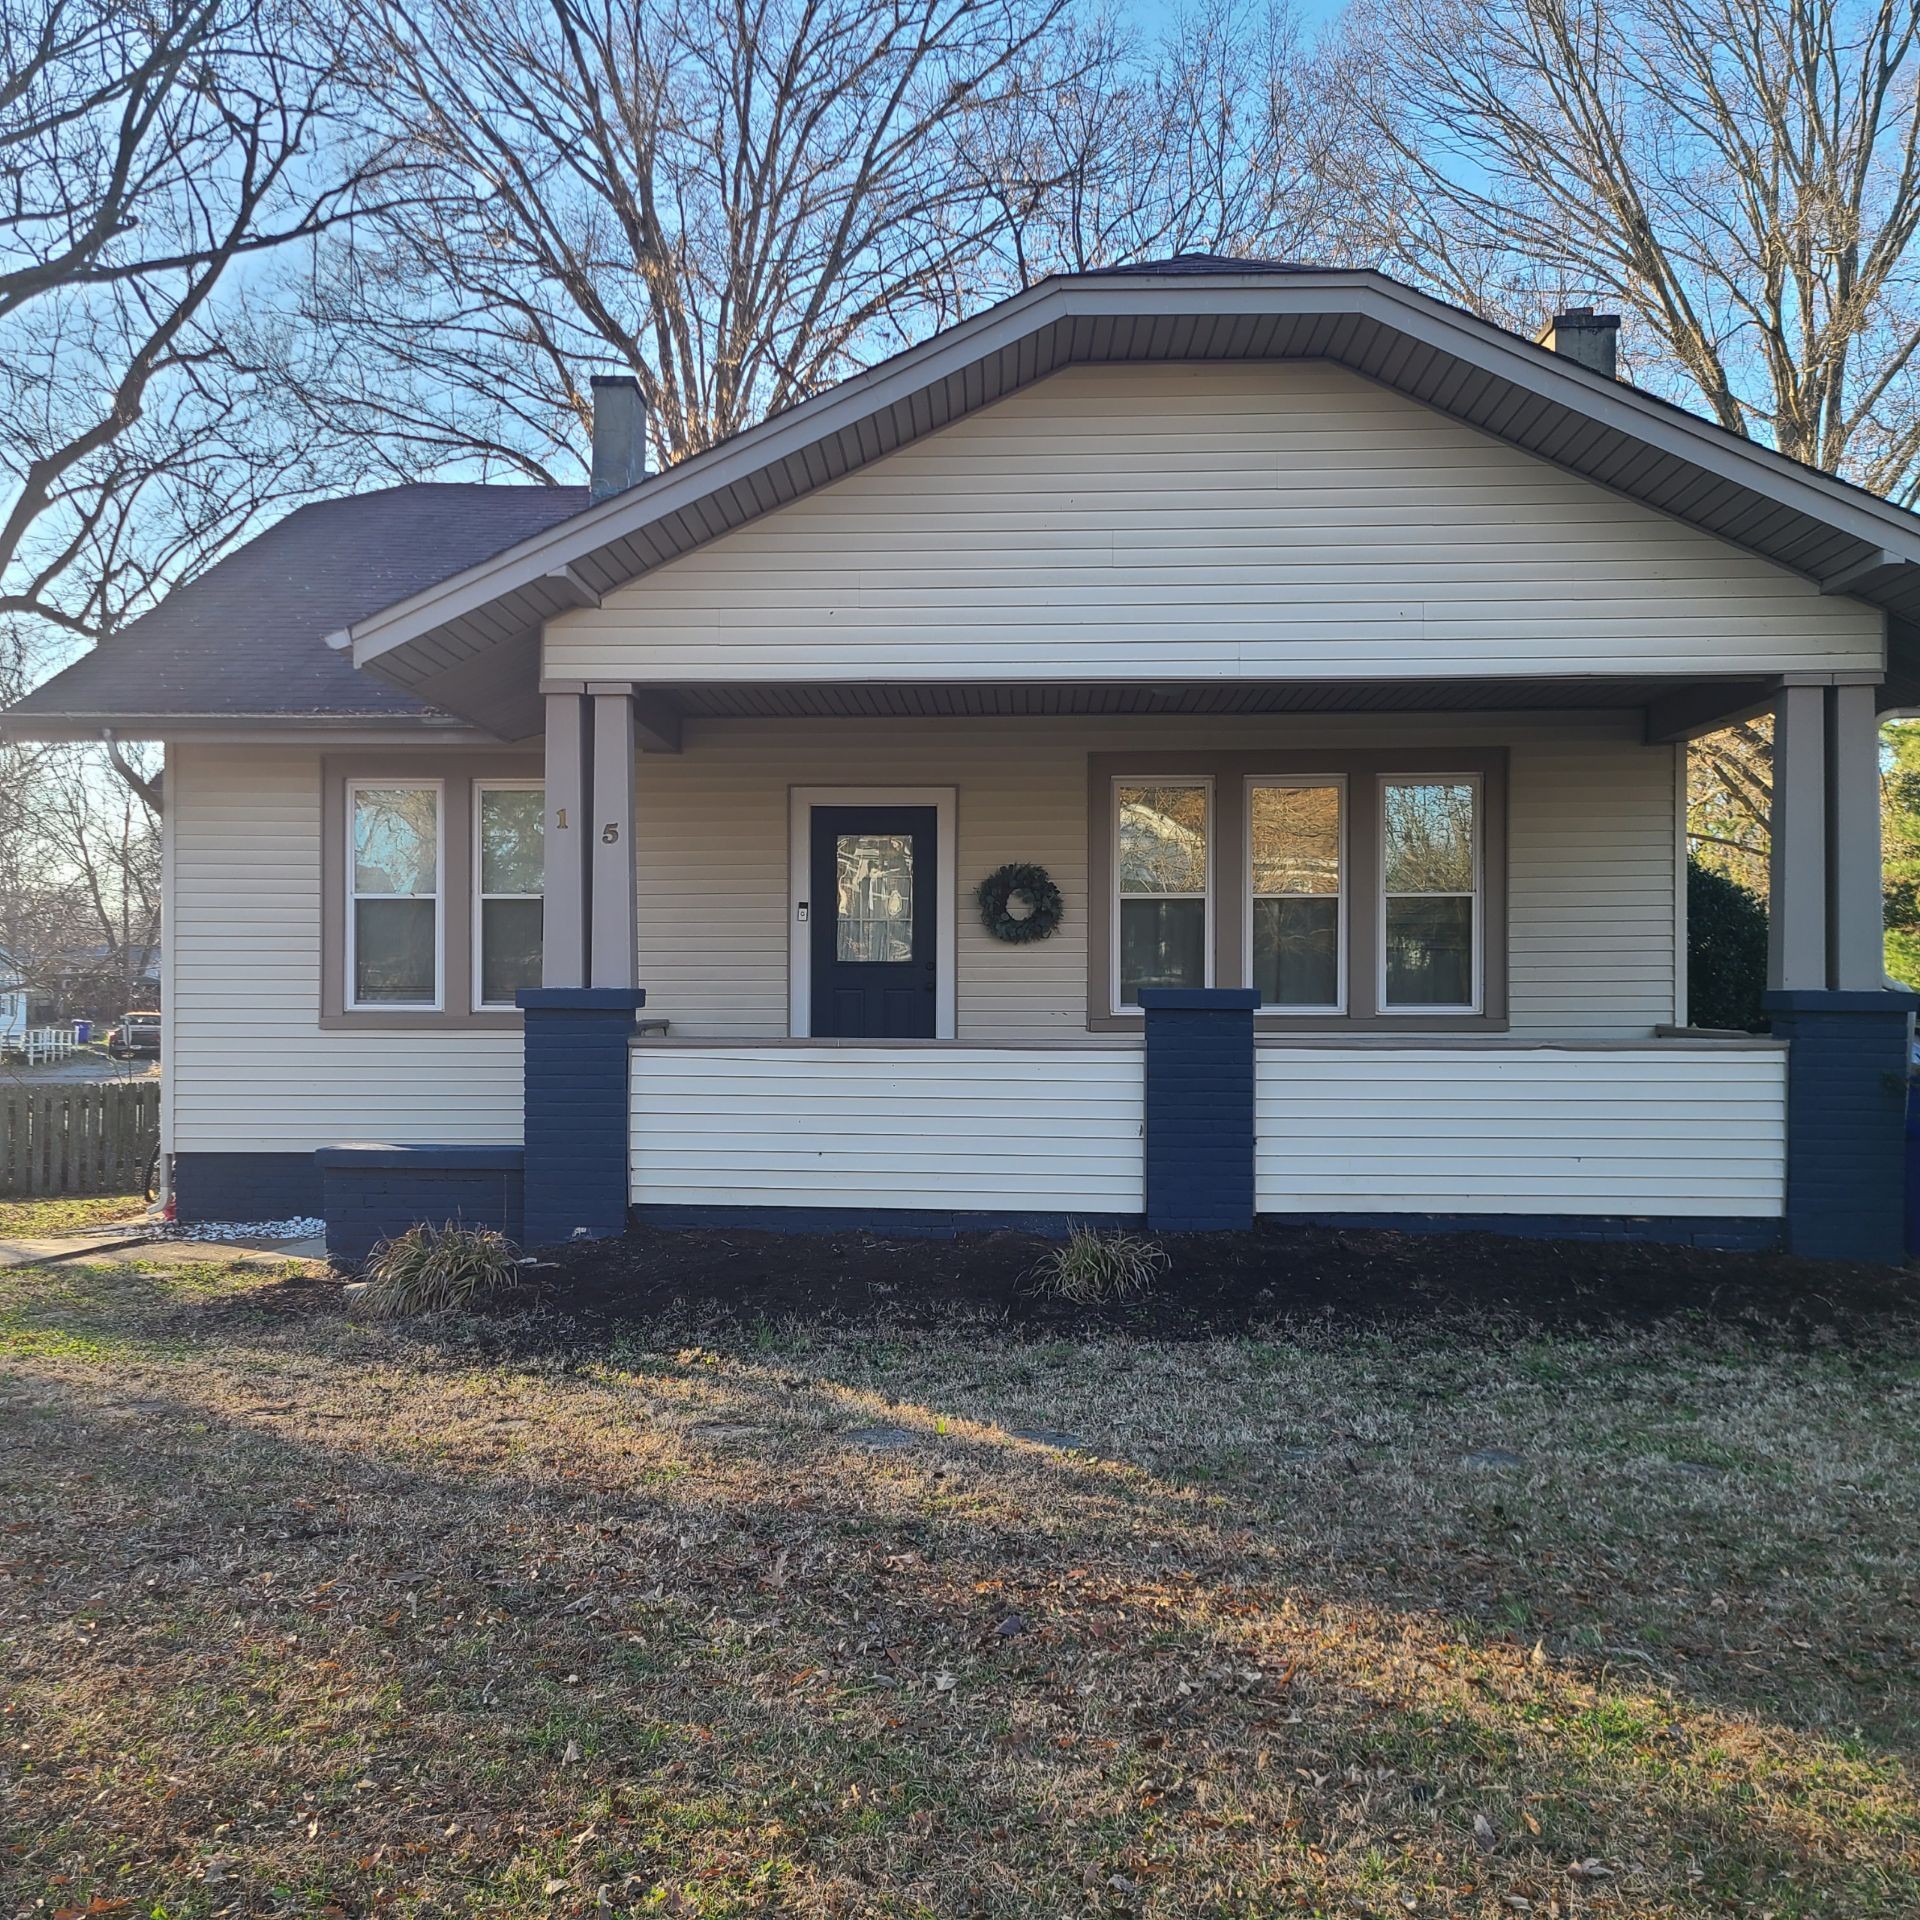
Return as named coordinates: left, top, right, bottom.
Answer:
left=810, top=806, right=937, bottom=1038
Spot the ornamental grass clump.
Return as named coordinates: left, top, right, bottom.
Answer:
left=353, top=1220, right=521, bottom=1318
left=1028, top=1225, right=1169, bottom=1305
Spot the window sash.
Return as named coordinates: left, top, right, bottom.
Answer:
left=472, top=779, right=544, bottom=1010
left=1246, top=776, right=1346, bottom=1014
left=1111, top=776, right=1213, bottom=1012
left=1377, top=774, right=1482, bottom=1014
left=346, top=779, right=444, bottom=1011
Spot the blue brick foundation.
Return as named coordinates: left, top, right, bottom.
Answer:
left=172, top=1151, right=322, bottom=1223
left=314, top=1145, right=525, bottom=1267
left=1138, top=987, right=1258, bottom=1231
left=517, top=987, right=645, bottom=1246
left=1764, top=988, right=1919, bottom=1263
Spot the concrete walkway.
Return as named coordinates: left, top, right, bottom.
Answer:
left=0, top=1227, right=327, bottom=1271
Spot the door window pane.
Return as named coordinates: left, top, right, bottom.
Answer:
left=354, top=899, right=436, bottom=1004
left=836, top=833, right=914, bottom=963
left=1251, top=783, right=1341, bottom=1007
left=476, top=785, right=543, bottom=1005
left=1385, top=896, right=1474, bottom=1006
left=1382, top=778, right=1478, bottom=1010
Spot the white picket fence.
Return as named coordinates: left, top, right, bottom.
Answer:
left=18, top=1027, right=78, bottom=1066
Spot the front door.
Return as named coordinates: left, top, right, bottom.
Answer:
left=810, top=805, right=937, bottom=1038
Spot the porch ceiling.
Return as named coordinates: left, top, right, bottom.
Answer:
left=336, top=268, right=1920, bottom=737
left=645, top=676, right=1729, bottom=722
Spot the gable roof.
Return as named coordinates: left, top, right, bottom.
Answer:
left=329, top=264, right=1920, bottom=735
left=3, top=483, right=589, bottom=733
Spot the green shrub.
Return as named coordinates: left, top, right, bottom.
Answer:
left=1687, top=857, right=1769, bottom=1032
left=352, top=1220, right=521, bottom=1317
left=1028, top=1225, right=1169, bottom=1305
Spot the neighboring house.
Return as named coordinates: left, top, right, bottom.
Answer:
left=4, top=259, right=1915, bottom=1261
left=0, top=949, right=26, bottom=1050
left=33, top=943, right=162, bottom=1026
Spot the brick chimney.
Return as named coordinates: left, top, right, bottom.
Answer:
left=589, top=375, right=648, bottom=501
left=1536, top=307, right=1621, bottom=379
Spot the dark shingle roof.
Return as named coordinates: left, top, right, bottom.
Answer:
left=5, top=483, right=589, bottom=725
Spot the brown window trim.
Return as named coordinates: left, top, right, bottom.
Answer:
left=1086, top=749, right=1509, bottom=1034
left=320, top=751, right=542, bottom=1032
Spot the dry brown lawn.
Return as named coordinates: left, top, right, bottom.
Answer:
left=2, top=1254, right=1917, bottom=1918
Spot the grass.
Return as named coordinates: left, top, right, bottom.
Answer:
left=2, top=1257, right=1917, bottom=1917
left=0, top=1189, right=145, bottom=1237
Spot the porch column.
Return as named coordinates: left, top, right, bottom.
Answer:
left=542, top=692, right=591, bottom=988
left=1767, top=683, right=1827, bottom=992
left=1137, top=988, right=1259, bottom=1231
left=589, top=687, right=637, bottom=989
left=1763, top=681, right=1918, bottom=1261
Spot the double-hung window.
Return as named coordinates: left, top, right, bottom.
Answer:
left=474, top=781, right=545, bottom=1008
left=1114, top=779, right=1211, bottom=1007
left=1380, top=776, right=1480, bottom=1012
left=1249, top=780, right=1344, bottom=1011
left=348, top=781, right=443, bottom=1009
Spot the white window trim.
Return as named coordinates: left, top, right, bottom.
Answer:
left=1245, top=775, right=1347, bottom=1016
left=1111, top=774, right=1215, bottom=1016
left=472, top=778, right=544, bottom=1012
left=787, top=786, right=958, bottom=1039
left=346, top=777, right=445, bottom=1013
left=1377, top=772, right=1483, bottom=1017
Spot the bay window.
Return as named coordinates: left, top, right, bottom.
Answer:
left=1092, top=751, right=1504, bottom=1029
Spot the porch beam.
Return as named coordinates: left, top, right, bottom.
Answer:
left=1644, top=677, right=1776, bottom=744
left=1827, top=681, right=1886, bottom=990
left=1768, top=683, right=1829, bottom=992
left=542, top=692, right=590, bottom=989
left=586, top=680, right=682, bottom=753
left=590, top=689, right=638, bottom=989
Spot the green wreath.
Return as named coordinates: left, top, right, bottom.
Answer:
left=976, top=862, right=1064, bottom=944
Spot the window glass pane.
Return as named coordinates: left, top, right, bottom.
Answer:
left=353, top=787, right=437, bottom=896
left=1118, top=785, right=1207, bottom=894
left=354, top=898, right=436, bottom=1003
left=480, top=788, right=544, bottom=895
left=1384, top=896, right=1474, bottom=1006
left=1383, top=782, right=1475, bottom=893
left=836, top=833, right=914, bottom=963
left=1253, top=897, right=1339, bottom=1006
left=1119, top=897, right=1206, bottom=1004
left=480, top=898, right=543, bottom=1003
left=1251, top=784, right=1339, bottom=895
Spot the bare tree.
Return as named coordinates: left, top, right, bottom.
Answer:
left=1338, top=0, right=1920, bottom=502
left=0, top=0, right=399, bottom=684
left=974, top=0, right=1352, bottom=282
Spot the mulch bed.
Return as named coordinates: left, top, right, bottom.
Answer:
left=519, top=1221, right=1920, bottom=1340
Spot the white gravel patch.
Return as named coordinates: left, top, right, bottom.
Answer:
left=154, top=1216, right=325, bottom=1243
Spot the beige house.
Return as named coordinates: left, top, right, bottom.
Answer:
left=8, top=260, right=1915, bottom=1259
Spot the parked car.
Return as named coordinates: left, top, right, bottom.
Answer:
left=106, top=1011, right=162, bottom=1059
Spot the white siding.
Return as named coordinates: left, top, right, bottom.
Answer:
left=548, top=363, right=1883, bottom=684
left=169, top=745, right=523, bottom=1153
left=630, top=1046, right=1144, bottom=1211
left=1254, top=1045, right=1787, bottom=1217
left=631, top=712, right=1678, bottom=1041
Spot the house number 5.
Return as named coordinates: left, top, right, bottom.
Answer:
left=601, top=822, right=620, bottom=843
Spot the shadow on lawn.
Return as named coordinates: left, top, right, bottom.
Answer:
left=5, top=1279, right=1918, bottom=1916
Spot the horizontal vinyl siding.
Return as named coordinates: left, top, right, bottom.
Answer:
left=630, top=1046, right=1145, bottom=1211
left=170, top=746, right=523, bottom=1154
left=1254, top=1047, right=1786, bottom=1217
left=548, top=363, right=1882, bottom=684
left=633, top=712, right=1677, bottom=1041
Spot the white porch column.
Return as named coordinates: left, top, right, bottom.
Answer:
left=589, top=687, right=638, bottom=989
left=1826, top=682, right=1885, bottom=991
left=1768, top=683, right=1829, bottom=991
left=542, top=692, right=591, bottom=989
